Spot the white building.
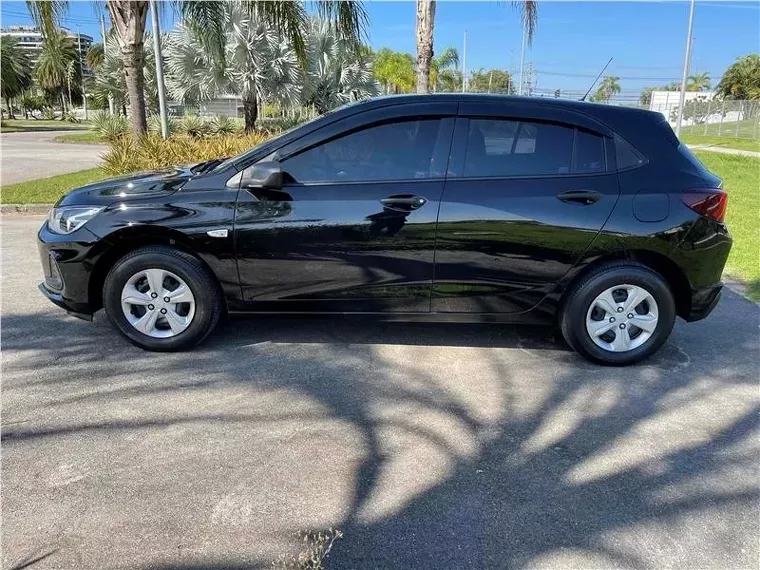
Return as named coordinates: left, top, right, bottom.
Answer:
left=0, top=25, right=94, bottom=75
left=648, top=90, right=747, bottom=127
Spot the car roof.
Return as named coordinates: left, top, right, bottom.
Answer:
left=352, top=93, right=663, bottom=122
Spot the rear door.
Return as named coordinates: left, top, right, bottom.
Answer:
left=432, top=103, right=620, bottom=313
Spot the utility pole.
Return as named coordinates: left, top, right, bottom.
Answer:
left=77, top=27, right=88, bottom=120
left=101, top=15, right=115, bottom=115
left=675, top=0, right=696, bottom=137
left=462, top=31, right=467, bottom=93
left=150, top=0, right=169, bottom=138
left=518, top=21, right=527, bottom=95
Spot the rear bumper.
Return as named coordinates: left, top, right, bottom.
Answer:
left=684, top=282, right=723, bottom=322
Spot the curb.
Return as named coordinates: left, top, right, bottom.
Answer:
left=1, top=204, right=52, bottom=215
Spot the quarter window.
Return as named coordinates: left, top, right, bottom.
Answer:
left=281, top=119, right=450, bottom=183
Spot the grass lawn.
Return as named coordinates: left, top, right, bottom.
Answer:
left=0, top=168, right=109, bottom=204
left=0, top=119, right=90, bottom=133
left=680, top=117, right=759, bottom=140
left=682, top=134, right=760, bottom=153
left=53, top=131, right=104, bottom=144
left=695, top=151, right=760, bottom=300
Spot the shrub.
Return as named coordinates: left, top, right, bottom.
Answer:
left=101, top=132, right=272, bottom=175
left=95, top=114, right=130, bottom=142
left=178, top=114, right=211, bottom=138
left=147, top=113, right=176, bottom=136
left=210, top=115, right=241, bottom=135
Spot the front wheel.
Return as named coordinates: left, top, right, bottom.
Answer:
left=560, top=262, right=676, bottom=365
left=103, top=246, right=222, bottom=351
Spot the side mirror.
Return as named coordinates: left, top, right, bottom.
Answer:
left=244, top=161, right=284, bottom=190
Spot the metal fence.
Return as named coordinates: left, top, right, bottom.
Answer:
left=647, top=96, right=760, bottom=140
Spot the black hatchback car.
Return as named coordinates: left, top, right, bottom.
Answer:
left=38, top=94, right=731, bottom=364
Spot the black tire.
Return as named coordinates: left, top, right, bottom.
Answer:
left=560, top=262, right=676, bottom=365
left=103, top=246, right=222, bottom=351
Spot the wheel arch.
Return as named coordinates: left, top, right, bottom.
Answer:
left=559, top=249, right=692, bottom=320
left=88, top=226, right=227, bottom=314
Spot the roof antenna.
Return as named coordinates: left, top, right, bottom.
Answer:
left=580, top=57, right=613, bottom=101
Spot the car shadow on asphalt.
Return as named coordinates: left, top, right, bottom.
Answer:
left=2, top=288, right=759, bottom=569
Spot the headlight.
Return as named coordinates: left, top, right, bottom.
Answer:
left=48, top=206, right=104, bottom=235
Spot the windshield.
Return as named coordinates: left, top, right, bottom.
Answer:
left=210, top=100, right=367, bottom=173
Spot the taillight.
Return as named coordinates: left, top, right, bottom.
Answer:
left=681, top=190, right=728, bottom=223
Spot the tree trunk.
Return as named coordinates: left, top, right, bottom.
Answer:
left=415, top=0, right=436, bottom=94
left=60, top=89, right=67, bottom=119
left=6, top=98, right=14, bottom=120
left=243, top=91, right=258, bottom=133
left=122, top=41, right=148, bottom=136
left=107, top=1, right=149, bottom=137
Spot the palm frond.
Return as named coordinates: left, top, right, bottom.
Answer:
left=512, top=0, right=537, bottom=44
left=26, top=0, right=68, bottom=39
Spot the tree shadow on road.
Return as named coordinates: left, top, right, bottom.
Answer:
left=2, top=289, right=759, bottom=569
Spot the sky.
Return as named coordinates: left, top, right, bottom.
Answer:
left=1, top=0, right=758, bottom=99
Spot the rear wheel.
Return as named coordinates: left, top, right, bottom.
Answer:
left=103, top=247, right=222, bottom=351
left=560, top=262, right=675, bottom=365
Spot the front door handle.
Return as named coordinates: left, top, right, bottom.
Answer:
left=557, top=190, right=603, bottom=205
left=380, top=194, right=428, bottom=212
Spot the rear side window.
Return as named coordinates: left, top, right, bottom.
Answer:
left=574, top=129, right=605, bottom=173
left=614, top=135, right=646, bottom=170
left=464, top=119, right=606, bottom=178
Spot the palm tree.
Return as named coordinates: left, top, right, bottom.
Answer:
left=373, top=48, right=415, bottom=94
left=165, top=3, right=303, bottom=131
left=430, top=46, right=458, bottom=92
left=687, top=71, right=711, bottom=92
left=301, top=19, right=378, bottom=114
left=34, top=29, right=78, bottom=117
left=1, top=37, right=33, bottom=118
left=86, top=43, right=105, bottom=72
left=177, top=0, right=368, bottom=130
left=593, top=76, right=621, bottom=103
left=716, top=54, right=760, bottom=100
left=105, top=1, right=151, bottom=136
left=415, top=1, right=537, bottom=94
left=415, top=0, right=436, bottom=94
left=25, top=0, right=67, bottom=39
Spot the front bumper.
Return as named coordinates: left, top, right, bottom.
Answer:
left=38, top=282, right=93, bottom=321
left=684, top=282, right=723, bottom=322
left=37, top=221, right=102, bottom=318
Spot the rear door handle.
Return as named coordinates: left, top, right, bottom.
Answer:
left=380, top=194, right=428, bottom=211
left=557, top=190, right=603, bottom=205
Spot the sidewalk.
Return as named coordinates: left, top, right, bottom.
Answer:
left=687, top=144, right=760, bottom=158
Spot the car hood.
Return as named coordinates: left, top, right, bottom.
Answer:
left=55, top=165, right=202, bottom=208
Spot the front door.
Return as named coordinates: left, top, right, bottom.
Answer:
left=234, top=116, right=455, bottom=313
left=432, top=115, right=620, bottom=314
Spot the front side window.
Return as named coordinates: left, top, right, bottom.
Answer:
left=463, top=119, right=608, bottom=178
left=281, top=119, right=449, bottom=183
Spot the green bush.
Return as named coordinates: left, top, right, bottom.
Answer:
left=178, top=114, right=211, bottom=138
left=210, top=115, right=242, bottom=135
left=93, top=113, right=130, bottom=142
left=147, top=113, right=176, bottom=136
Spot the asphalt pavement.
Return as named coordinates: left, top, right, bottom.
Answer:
left=2, top=215, right=758, bottom=570
left=1, top=131, right=107, bottom=186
